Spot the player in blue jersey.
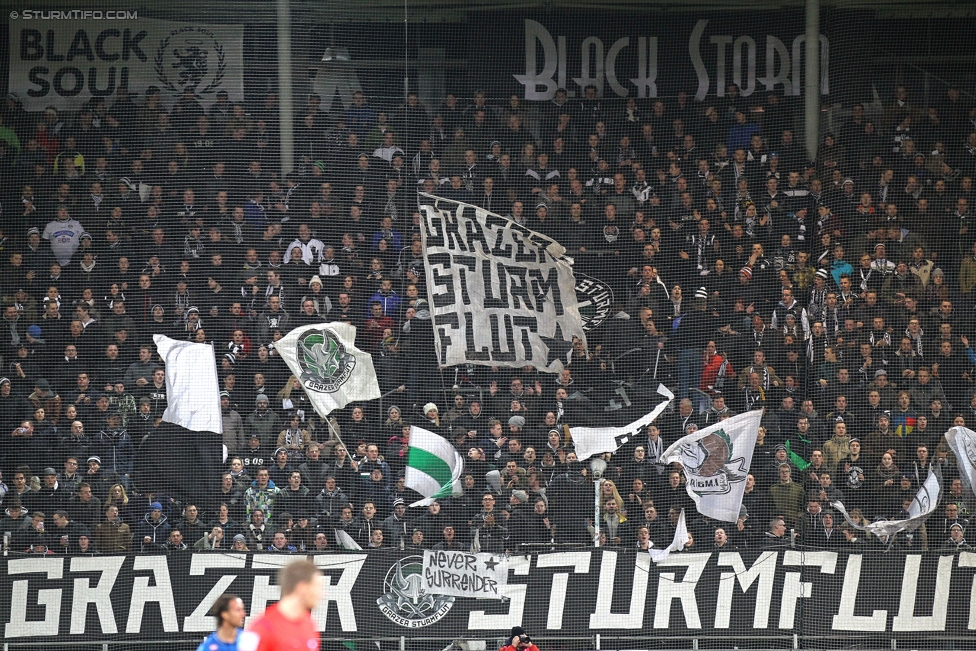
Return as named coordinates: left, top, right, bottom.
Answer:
left=197, top=593, right=247, bottom=651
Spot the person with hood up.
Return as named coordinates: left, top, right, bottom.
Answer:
left=134, top=501, right=170, bottom=551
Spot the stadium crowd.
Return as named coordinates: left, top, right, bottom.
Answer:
left=0, top=80, right=975, bottom=556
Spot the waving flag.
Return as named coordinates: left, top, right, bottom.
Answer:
left=945, top=426, right=976, bottom=511
left=569, top=384, right=674, bottom=461
left=659, top=410, right=763, bottom=522
left=153, top=335, right=223, bottom=433
left=405, top=425, right=464, bottom=507
left=650, top=508, right=691, bottom=563
left=832, top=466, right=942, bottom=538
left=276, top=323, right=380, bottom=416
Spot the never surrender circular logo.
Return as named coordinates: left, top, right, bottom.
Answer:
left=376, top=556, right=454, bottom=628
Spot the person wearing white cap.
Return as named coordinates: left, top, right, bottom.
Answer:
left=298, top=275, right=332, bottom=319
left=941, top=522, right=973, bottom=552
left=423, top=402, right=439, bottom=428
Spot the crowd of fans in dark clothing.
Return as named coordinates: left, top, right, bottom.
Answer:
left=0, top=78, right=975, bottom=557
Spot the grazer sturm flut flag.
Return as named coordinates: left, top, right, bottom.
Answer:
left=153, top=335, right=223, bottom=434
left=276, top=323, right=381, bottom=416
left=659, top=409, right=763, bottom=522
left=405, top=425, right=464, bottom=507
left=418, top=194, right=586, bottom=373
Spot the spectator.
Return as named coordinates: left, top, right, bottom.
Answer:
left=94, top=504, right=131, bottom=553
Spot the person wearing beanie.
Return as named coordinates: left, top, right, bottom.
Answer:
left=380, top=498, right=411, bottom=547
left=941, top=522, right=973, bottom=552
left=500, top=627, right=540, bottom=651
left=133, top=501, right=170, bottom=552
left=244, top=393, right=281, bottom=452
left=423, top=402, right=440, bottom=428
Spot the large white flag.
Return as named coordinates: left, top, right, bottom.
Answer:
left=650, top=508, right=691, bottom=563
left=405, top=425, right=464, bottom=507
left=832, top=466, right=942, bottom=538
left=659, top=410, right=763, bottom=522
left=421, top=550, right=508, bottom=599
left=153, top=335, right=223, bottom=433
left=569, top=384, right=674, bottom=461
left=945, top=426, right=976, bottom=505
left=275, top=323, right=380, bottom=416
left=418, top=195, right=586, bottom=373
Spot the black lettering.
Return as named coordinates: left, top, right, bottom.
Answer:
left=486, top=214, right=513, bottom=257
left=465, top=554, right=477, bottom=571
left=482, top=261, right=508, bottom=309
left=512, top=230, right=538, bottom=263
left=464, top=312, right=490, bottom=361
left=20, top=30, right=43, bottom=61
left=53, top=68, right=85, bottom=97
left=489, top=313, right=516, bottom=362
left=529, top=267, right=565, bottom=316
left=66, top=30, right=94, bottom=62
left=444, top=211, right=466, bottom=252
left=462, top=217, right=489, bottom=254
left=89, top=67, right=117, bottom=96
left=428, top=253, right=455, bottom=308
left=46, top=30, right=64, bottom=62
left=506, top=265, right=533, bottom=310
left=121, top=29, right=149, bottom=62
left=95, top=29, right=121, bottom=61
left=453, top=255, right=475, bottom=306
left=27, top=68, right=51, bottom=98
left=513, top=316, right=538, bottom=361
left=422, top=207, right=442, bottom=239
left=433, top=314, right=458, bottom=364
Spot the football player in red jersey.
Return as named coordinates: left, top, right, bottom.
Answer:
left=238, top=560, right=321, bottom=651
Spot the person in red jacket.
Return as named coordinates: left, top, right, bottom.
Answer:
left=500, top=627, right=540, bottom=651
left=238, top=560, right=321, bottom=651
left=700, top=341, right=734, bottom=397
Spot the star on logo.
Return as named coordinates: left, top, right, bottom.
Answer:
left=484, top=557, right=499, bottom=571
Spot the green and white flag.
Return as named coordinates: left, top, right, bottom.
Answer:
left=335, top=529, right=363, bottom=551
left=405, top=425, right=464, bottom=507
left=276, top=323, right=380, bottom=416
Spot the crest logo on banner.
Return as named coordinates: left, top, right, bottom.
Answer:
left=297, top=328, right=356, bottom=393
left=574, top=274, right=614, bottom=332
left=376, top=556, right=455, bottom=628
left=681, top=429, right=748, bottom=496
left=154, top=27, right=227, bottom=96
